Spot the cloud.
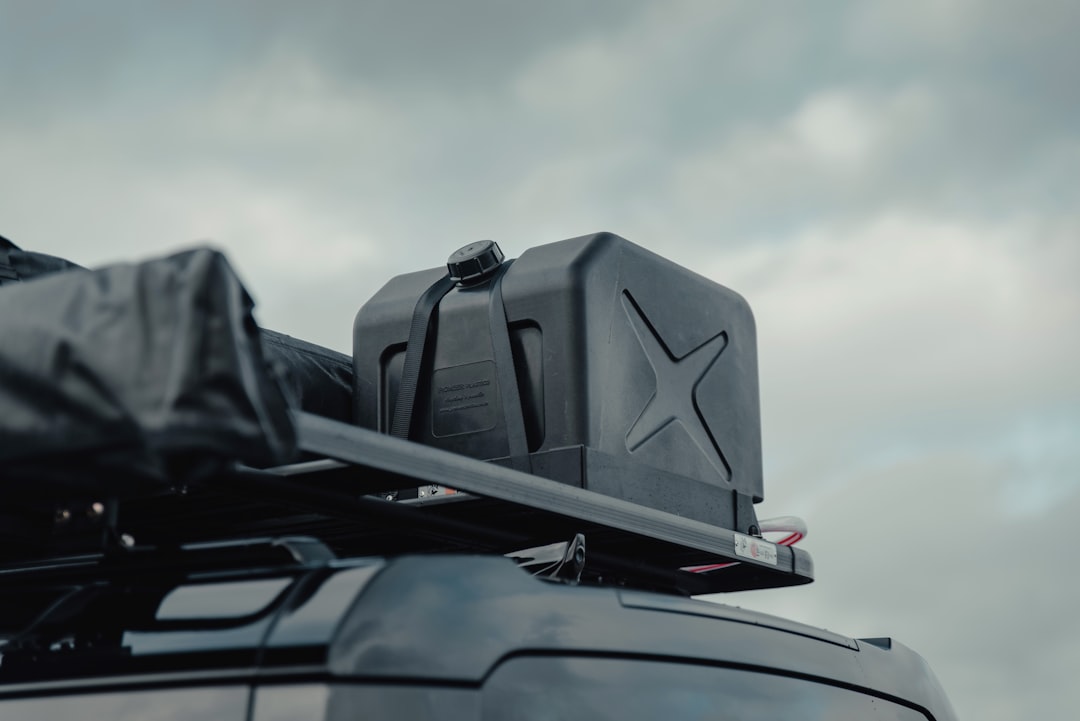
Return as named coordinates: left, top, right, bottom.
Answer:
left=664, top=86, right=938, bottom=231
left=698, top=211, right=1080, bottom=498
left=701, top=210, right=1080, bottom=720
left=715, top=453, right=1080, bottom=721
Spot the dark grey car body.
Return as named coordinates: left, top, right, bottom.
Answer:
left=0, top=552, right=955, bottom=721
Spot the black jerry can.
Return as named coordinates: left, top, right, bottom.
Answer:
left=353, top=233, right=763, bottom=528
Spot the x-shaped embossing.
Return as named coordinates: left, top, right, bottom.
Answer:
left=621, top=292, right=731, bottom=479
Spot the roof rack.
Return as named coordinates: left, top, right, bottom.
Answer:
left=0, top=412, right=812, bottom=596
left=0, top=536, right=335, bottom=585
left=229, top=412, right=813, bottom=596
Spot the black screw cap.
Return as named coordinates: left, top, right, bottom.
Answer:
left=447, top=240, right=504, bottom=285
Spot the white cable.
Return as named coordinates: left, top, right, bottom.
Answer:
left=681, top=515, right=808, bottom=574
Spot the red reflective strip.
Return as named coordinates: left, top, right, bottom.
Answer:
left=684, top=562, right=738, bottom=573
left=684, top=532, right=803, bottom=573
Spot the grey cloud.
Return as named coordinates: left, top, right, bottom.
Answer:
left=0, top=1, right=650, bottom=111
left=6, top=0, right=1078, bottom=264
left=719, top=456, right=1080, bottom=721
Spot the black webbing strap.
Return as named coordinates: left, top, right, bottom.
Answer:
left=488, top=261, right=532, bottom=473
left=389, top=262, right=533, bottom=475
left=390, top=274, right=456, bottom=438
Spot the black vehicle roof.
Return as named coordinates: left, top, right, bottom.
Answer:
left=0, top=552, right=953, bottom=721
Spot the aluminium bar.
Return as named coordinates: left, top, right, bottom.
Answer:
left=293, top=412, right=813, bottom=584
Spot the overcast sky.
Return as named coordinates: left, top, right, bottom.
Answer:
left=2, top=2, right=1078, bottom=717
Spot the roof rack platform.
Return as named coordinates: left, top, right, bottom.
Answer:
left=243, top=412, right=814, bottom=596
left=0, top=412, right=812, bottom=597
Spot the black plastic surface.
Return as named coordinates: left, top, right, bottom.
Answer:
left=446, top=240, right=504, bottom=285
left=354, top=233, right=765, bottom=530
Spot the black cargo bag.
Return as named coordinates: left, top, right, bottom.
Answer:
left=0, top=247, right=298, bottom=488
left=1, top=234, right=354, bottom=424
left=0, top=234, right=84, bottom=284
left=261, top=329, right=353, bottom=424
